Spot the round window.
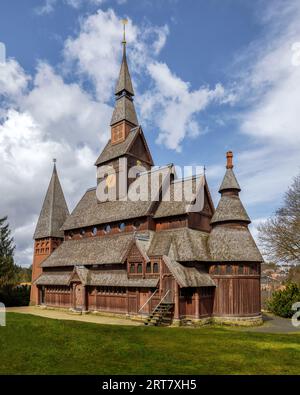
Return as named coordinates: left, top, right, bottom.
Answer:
left=104, top=224, right=111, bottom=233
left=119, top=222, right=126, bottom=232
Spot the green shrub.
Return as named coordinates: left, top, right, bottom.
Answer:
left=266, top=282, right=300, bottom=318
left=0, top=285, right=30, bottom=307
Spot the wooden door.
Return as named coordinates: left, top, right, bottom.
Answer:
left=139, top=289, right=150, bottom=314
left=75, top=284, right=83, bottom=310
left=162, top=276, right=174, bottom=303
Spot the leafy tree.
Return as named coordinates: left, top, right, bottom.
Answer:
left=288, top=265, right=300, bottom=286
left=266, top=282, right=300, bottom=318
left=258, top=174, right=300, bottom=264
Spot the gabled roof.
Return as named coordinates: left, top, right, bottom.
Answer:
left=219, top=168, right=241, bottom=192
left=153, top=175, right=206, bottom=219
left=148, top=228, right=211, bottom=262
left=95, top=126, right=153, bottom=166
left=33, top=164, right=69, bottom=239
left=163, top=256, right=215, bottom=288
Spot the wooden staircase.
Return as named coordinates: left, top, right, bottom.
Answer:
left=144, top=302, right=174, bottom=326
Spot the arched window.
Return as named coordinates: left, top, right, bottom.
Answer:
left=130, top=264, right=135, bottom=273
left=153, top=262, right=159, bottom=273
left=92, top=227, right=97, bottom=236
left=137, top=263, right=143, bottom=273
left=119, top=222, right=126, bottom=232
left=104, top=224, right=111, bottom=234
left=226, top=265, right=232, bottom=275
left=146, top=262, right=151, bottom=273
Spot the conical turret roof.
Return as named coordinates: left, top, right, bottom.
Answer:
left=33, top=162, right=69, bottom=239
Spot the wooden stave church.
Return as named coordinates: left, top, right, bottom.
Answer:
left=30, top=38, right=263, bottom=326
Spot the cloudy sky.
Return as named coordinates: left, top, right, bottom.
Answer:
left=0, top=0, right=299, bottom=267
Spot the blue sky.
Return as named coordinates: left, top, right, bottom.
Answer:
left=0, top=0, right=299, bottom=266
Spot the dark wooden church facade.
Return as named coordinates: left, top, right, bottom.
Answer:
left=30, top=38, right=263, bottom=326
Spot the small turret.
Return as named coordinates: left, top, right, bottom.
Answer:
left=208, top=151, right=262, bottom=262
left=211, top=151, right=250, bottom=226
left=30, top=160, right=69, bottom=305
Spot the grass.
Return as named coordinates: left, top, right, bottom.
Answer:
left=0, top=313, right=299, bottom=375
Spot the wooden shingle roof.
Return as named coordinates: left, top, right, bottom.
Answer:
left=163, top=256, right=215, bottom=288
left=33, top=164, right=69, bottom=239
left=95, top=126, right=139, bottom=166
left=41, top=232, right=138, bottom=267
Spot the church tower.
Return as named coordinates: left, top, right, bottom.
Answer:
left=30, top=160, right=69, bottom=305
left=208, top=152, right=263, bottom=323
left=95, top=20, right=153, bottom=196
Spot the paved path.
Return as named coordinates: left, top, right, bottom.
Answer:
left=243, top=312, right=300, bottom=333
left=6, top=308, right=300, bottom=333
left=6, top=306, right=142, bottom=326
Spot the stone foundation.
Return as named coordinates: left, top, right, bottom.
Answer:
left=212, top=314, right=263, bottom=327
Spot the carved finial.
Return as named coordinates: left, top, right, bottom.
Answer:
left=226, top=151, right=233, bottom=169
left=121, top=18, right=128, bottom=48
left=53, top=158, right=57, bottom=164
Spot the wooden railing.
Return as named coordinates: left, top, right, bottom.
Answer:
left=138, top=289, right=159, bottom=313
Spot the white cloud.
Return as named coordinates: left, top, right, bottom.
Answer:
left=211, top=0, right=300, bottom=233
left=0, top=59, right=30, bottom=98
left=138, top=62, right=227, bottom=151
left=35, top=0, right=57, bottom=15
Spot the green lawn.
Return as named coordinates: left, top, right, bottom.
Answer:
left=0, top=313, right=299, bottom=375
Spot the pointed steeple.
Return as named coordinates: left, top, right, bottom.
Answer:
left=33, top=160, right=69, bottom=239
left=211, top=152, right=250, bottom=225
left=115, top=44, right=135, bottom=96
left=208, top=151, right=262, bottom=263
left=110, top=20, right=138, bottom=128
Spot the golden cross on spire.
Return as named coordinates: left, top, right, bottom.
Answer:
left=121, top=18, right=128, bottom=45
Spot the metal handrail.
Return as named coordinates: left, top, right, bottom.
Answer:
left=151, top=290, right=171, bottom=315
left=138, top=289, right=158, bottom=313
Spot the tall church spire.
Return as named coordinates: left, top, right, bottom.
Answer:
left=33, top=160, right=69, bottom=239
left=110, top=19, right=138, bottom=134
